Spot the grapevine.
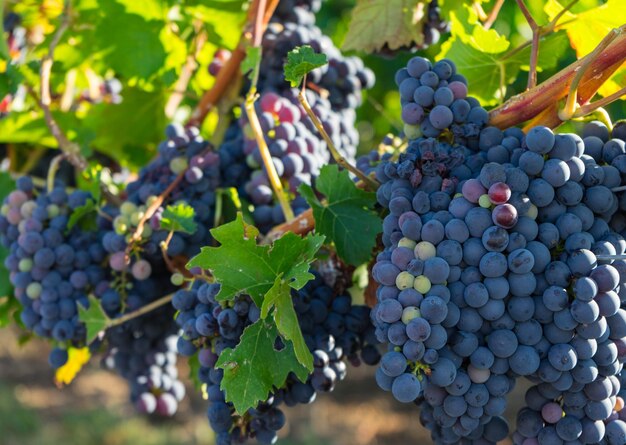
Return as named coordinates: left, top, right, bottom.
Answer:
left=1, top=1, right=626, bottom=445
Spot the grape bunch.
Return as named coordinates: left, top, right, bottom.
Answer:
left=104, top=308, right=185, bottom=417
left=373, top=101, right=626, bottom=443
left=0, top=177, right=106, bottom=369
left=173, top=271, right=379, bottom=444
left=214, top=0, right=374, bottom=232
left=396, top=56, right=489, bottom=142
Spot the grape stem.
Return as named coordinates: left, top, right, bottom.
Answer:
left=39, top=0, right=87, bottom=170
left=559, top=28, right=621, bottom=121
left=165, top=23, right=207, bottom=119
left=187, top=0, right=279, bottom=127
left=297, top=80, right=379, bottom=190
left=483, top=0, right=505, bottom=30
left=574, top=86, right=626, bottom=119
left=124, top=172, right=184, bottom=257
left=489, top=24, right=626, bottom=129
left=244, top=92, right=295, bottom=222
left=46, top=154, right=65, bottom=193
left=515, top=0, right=540, bottom=89
left=159, top=230, right=179, bottom=274
left=612, top=185, right=626, bottom=193
left=106, top=293, right=174, bottom=330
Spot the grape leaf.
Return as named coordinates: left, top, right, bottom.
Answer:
left=260, top=276, right=313, bottom=370
left=284, top=45, right=328, bottom=87
left=161, top=203, right=198, bottom=235
left=342, top=0, right=426, bottom=52
left=299, top=165, right=381, bottom=267
left=185, top=1, right=247, bottom=50
left=187, top=213, right=324, bottom=307
left=67, top=199, right=98, bottom=232
left=55, top=347, right=91, bottom=386
left=0, top=173, right=15, bottom=299
left=216, top=319, right=309, bottom=414
left=438, top=5, right=569, bottom=105
left=0, top=295, right=20, bottom=327
left=544, top=0, right=626, bottom=97
left=78, top=295, right=110, bottom=344
left=241, top=46, right=261, bottom=83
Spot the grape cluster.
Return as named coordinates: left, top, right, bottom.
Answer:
left=374, top=102, right=626, bottom=443
left=396, top=57, right=489, bottom=142
left=0, top=177, right=106, bottom=368
left=216, top=0, right=374, bottom=232
left=104, top=308, right=185, bottom=417
left=173, top=271, right=379, bottom=444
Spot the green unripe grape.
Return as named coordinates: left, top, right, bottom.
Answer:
left=1, top=204, right=9, bottom=216
left=478, top=194, right=492, bottom=208
left=146, top=196, right=158, bottom=207
left=398, top=237, right=417, bottom=249
left=171, top=273, right=184, bottom=286
left=18, top=258, right=33, bottom=272
left=526, top=204, right=538, bottom=220
left=414, top=241, right=436, bottom=260
left=414, top=275, right=432, bottom=294
left=169, top=157, right=188, bottom=174
left=402, top=306, right=421, bottom=324
left=120, top=202, right=137, bottom=216
left=246, top=153, right=260, bottom=169
left=130, top=211, right=144, bottom=226
left=47, top=204, right=60, bottom=218
left=142, top=225, right=153, bottom=238
left=20, top=200, right=37, bottom=219
left=404, top=123, right=422, bottom=140
left=396, top=271, right=415, bottom=290
left=26, top=282, right=42, bottom=299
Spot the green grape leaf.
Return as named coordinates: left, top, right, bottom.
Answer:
left=78, top=295, right=110, bottom=344
left=216, top=187, right=246, bottom=227
left=217, top=319, right=309, bottom=414
left=241, top=46, right=262, bottom=82
left=0, top=173, right=14, bottom=299
left=299, top=165, right=381, bottom=267
left=186, top=1, right=247, bottom=50
left=77, top=165, right=103, bottom=204
left=284, top=45, right=328, bottom=87
left=161, top=203, right=198, bottom=235
left=260, top=276, right=313, bottom=371
left=545, top=0, right=626, bottom=97
left=67, top=199, right=98, bottom=232
left=0, top=295, right=20, bottom=328
left=187, top=213, right=324, bottom=307
left=188, top=354, right=203, bottom=392
left=342, top=0, right=426, bottom=52
left=438, top=5, right=569, bottom=105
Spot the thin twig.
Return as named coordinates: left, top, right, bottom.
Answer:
left=612, top=185, right=626, bottom=193
left=107, top=294, right=174, bottom=329
left=187, top=0, right=279, bottom=127
left=575, top=87, right=626, bottom=118
left=245, top=94, right=295, bottom=222
left=46, top=154, right=65, bottom=193
left=559, top=28, right=620, bottom=121
left=483, top=0, right=504, bottom=30
left=515, top=0, right=540, bottom=89
left=40, top=0, right=87, bottom=169
left=160, top=231, right=179, bottom=273
left=124, top=173, right=184, bottom=257
left=165, top=25, right=207, bottom=119
left=489, top=24, right=626, bottom=129
left=298, top=82, right=379, bottom=190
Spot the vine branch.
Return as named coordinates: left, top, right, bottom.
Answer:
left=187, top=0, right=279, bottom=127
left=107, top=294, right=174, bottom=329
left=489, top=24, right=626, bottom=129
left=40, top=0, right=87, bottom=169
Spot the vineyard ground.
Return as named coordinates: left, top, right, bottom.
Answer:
left=0, top=329, right=528, bottom=445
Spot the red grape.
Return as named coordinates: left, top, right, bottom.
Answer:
left=492, top=203, right=518, bottom=229
left=488, top=182, right=511, bottom=205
